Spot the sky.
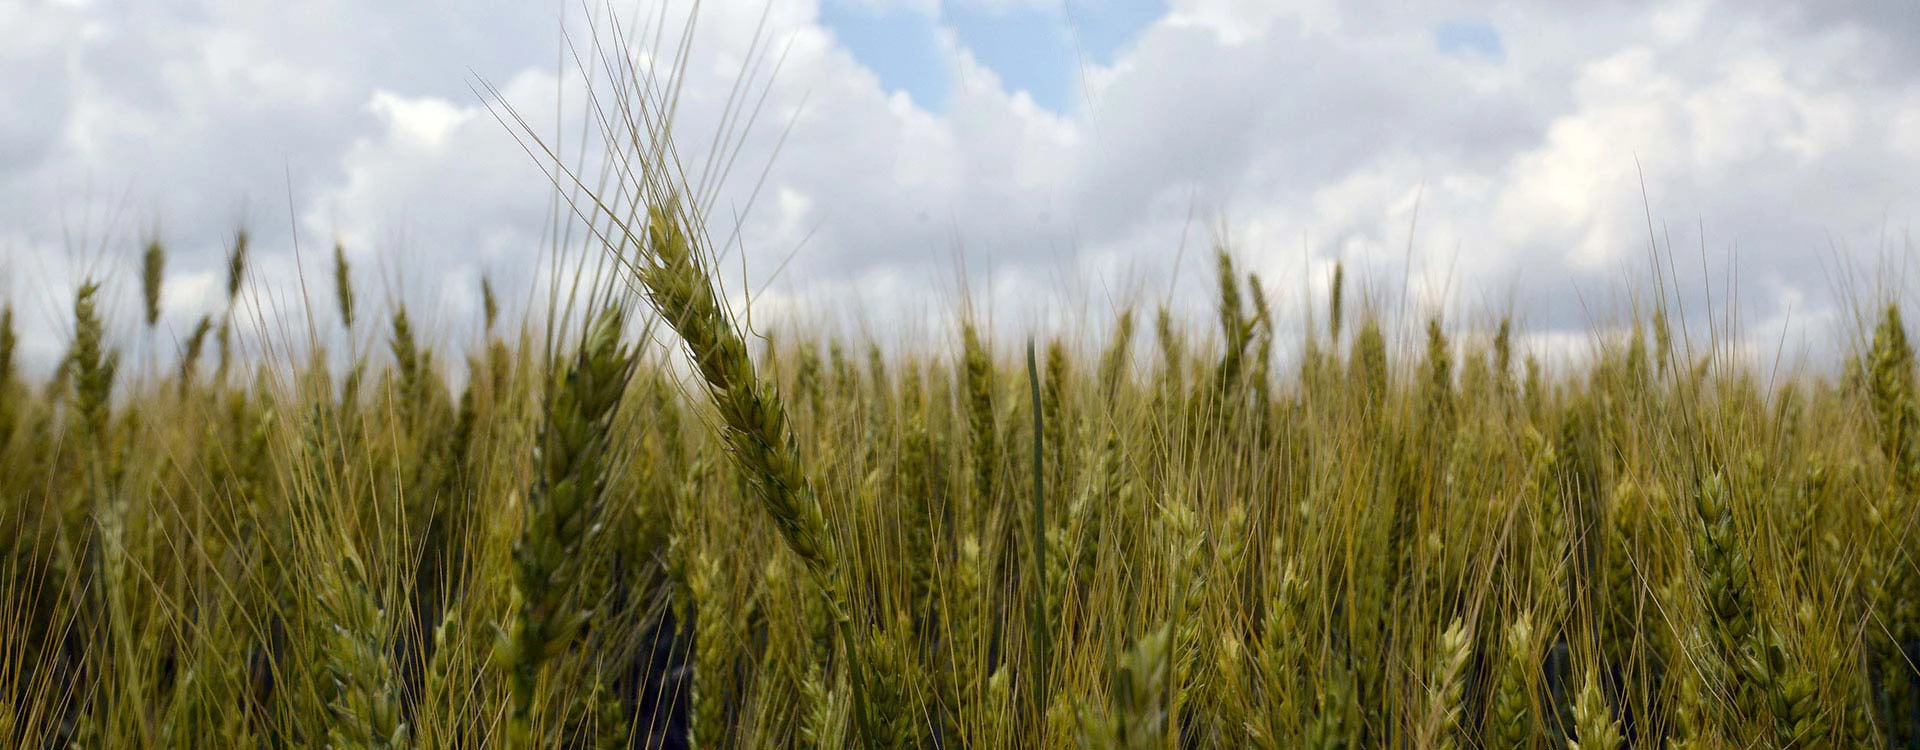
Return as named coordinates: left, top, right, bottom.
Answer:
left=6, top=0, right=1920, bottom=374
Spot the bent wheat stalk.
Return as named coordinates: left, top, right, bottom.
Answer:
left=626, top=203, right=876, bottom=743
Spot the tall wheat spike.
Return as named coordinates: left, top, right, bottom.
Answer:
left=141, top=239, right=166, bottom=329
left=504, top=305, right=636, bottom=744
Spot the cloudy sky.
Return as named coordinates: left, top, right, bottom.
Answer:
left=6, top=0, right=1920, bottom=373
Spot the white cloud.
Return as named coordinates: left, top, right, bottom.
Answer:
left=366, top=92, right=472, bottom=150
left=5, top=0, right=1920, bottom=376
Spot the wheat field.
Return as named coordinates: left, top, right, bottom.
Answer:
left=4, top=13, right=1919, bottom=750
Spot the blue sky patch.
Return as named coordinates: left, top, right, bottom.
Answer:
left=1434, top=18, right=1504, bottom=63
left=945, top=3, right=1075, bottom=111
left=1064, top=0, right=1166, bottom=66
left=818, top=1, right=954, bottom=111
left=819, top=0, right=1165, bottom=115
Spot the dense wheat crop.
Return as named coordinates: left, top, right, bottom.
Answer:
left=4, top=13, right=1918, bottom=750
left=5, top=218, right=1919, bottom=748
